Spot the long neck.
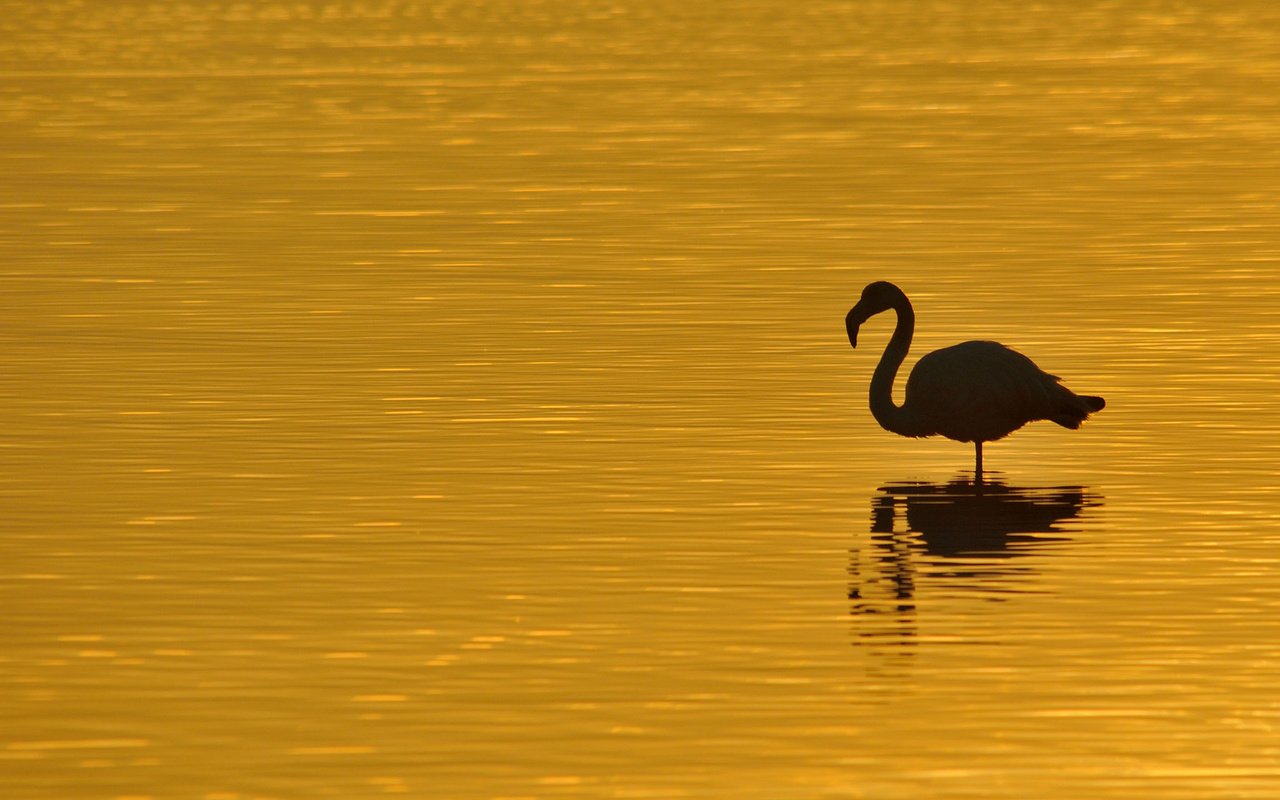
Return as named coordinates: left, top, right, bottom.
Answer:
left=869, top=296, right=924, bottom=437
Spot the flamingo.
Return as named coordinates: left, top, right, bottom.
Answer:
left=845, top=281, right=1104, bottom=480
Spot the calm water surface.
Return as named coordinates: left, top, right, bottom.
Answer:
left=5, top=2, right=1280, bottom=798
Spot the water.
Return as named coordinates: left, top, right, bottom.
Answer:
left=4, top=2, right=1280, bottom=798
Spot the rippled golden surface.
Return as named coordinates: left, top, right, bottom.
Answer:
left=5, top=2, right=1280, bottom=798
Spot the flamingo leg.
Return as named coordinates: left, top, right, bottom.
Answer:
left=974, top=441, right=984, bottom=484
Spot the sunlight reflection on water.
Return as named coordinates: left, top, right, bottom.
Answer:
left=5, top=1, right=1280, bottom=798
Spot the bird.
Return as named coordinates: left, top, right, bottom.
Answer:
left=845, top=281, right=1104, bottom=480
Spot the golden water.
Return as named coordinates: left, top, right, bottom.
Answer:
left=5, top=2, right=1280, bottom=798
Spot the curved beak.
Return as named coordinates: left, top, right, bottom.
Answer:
left=845, top=303, right=869, bottom=349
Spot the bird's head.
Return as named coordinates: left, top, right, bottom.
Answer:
left=845, top=281, right=904, bottom=348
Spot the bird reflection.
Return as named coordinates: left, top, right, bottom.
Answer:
left=849, top=476, right=1099, bottom=652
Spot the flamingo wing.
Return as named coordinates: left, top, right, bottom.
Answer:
left=904, top=340, right=1064, bottom=442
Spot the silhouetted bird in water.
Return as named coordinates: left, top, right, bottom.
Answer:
left=845, top=281, right=1104, bottom=480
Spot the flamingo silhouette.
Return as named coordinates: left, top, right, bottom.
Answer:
left=845, top=281, right=1104, bottom=479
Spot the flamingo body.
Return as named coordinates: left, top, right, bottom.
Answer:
left=845, top=281, right=1103, bottom=476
